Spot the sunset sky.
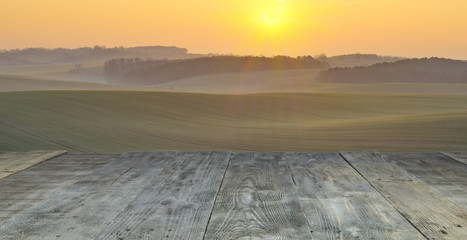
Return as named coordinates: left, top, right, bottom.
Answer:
left=1, top=0, right=466, bottom=59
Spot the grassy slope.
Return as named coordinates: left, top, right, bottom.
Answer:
left=0, top=74, right=163, bottom=92
left=4, top=66, right=467, bottom=95
left=154, top=70, right=467, bottom=95
left=0, top=63, right=107, bottom=83
left=0, top=74, right=118, bottom=91
left=154, top=69, right=322, bottom=93
left=1, top=91, right=466, bottom=153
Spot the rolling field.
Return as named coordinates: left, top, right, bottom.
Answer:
left=0, top=63, right=107, bottom=83
left=4, top=68, right=467, bottom=95
left=0, top=74, right=123, bottom=92
left=154, top=70, right=467, bottom=94
left=1, top=90, right=467, bottom=153
left=0, top=74, right=162, bottom=92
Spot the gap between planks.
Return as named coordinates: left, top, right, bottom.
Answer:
left=440, top=152, right=467, bottom=166
left=202, top=152, right=232, bottom=239
left=204, top=152, right=314, bottom=239
left=288, top=152, right=424, bottom=239
left=339, top=151, right=428, bottom=240
left=0, top=150, right=67, bottom=180
left=2, top=151, right=466, bottom=240
left=340, top=151, right=467, bottom=240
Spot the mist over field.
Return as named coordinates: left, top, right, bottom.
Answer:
left=2, top=2, right=467, bottom=239
left=1, top=47, right=466, bottom=153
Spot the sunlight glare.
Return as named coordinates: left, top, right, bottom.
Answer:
left=263, top=0, right=285, bottom=25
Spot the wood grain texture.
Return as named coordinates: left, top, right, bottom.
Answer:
left=0, top=151, right=178, bottom=240
left=204, top=152, right=313, bottom=240
left=1, top=151, right=466, bottom=239
left=341, top=151, right=467, bottom=240
left=0, top=150, right=67, bottom=180
left=340, top=151, right=413, bottom=182
left=0, top=154, right=115, bottom=223
left=96, top=151, right=231, bottom=240
left=440, top=152, right=467, bottom=165
left=385, top=152, right=467, bottom=209
left=287, top=152, right=425, bottom=240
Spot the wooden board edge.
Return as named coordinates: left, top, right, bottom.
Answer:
left=439, top=152, right=467, bottom=166
left=340, top=151, right=467, bottom=240
left=0, top=150, right=68, bottom=181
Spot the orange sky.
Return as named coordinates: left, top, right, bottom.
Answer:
left=1, top=0, right=466, bottom=59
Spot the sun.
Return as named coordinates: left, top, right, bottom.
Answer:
left=262, top=0, right=285, bottom=25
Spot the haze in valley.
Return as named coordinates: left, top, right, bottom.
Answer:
left=1, top=0, right=467, bottom=152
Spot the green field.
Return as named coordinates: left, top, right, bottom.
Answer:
left=0, top=63, right=107, bottom=83
left=155, top=70, right=467, bottom=94
left=0, top=74, right=159, bottom=92
left=4, top=68, right=467, bottom=95
left=1, top=90, right=466, bottom=153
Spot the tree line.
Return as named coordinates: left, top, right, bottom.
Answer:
left=0, top=46, right=189, bottom=65
left=104, top=55, right=329, bottom=85
left=317, top=58, right=467, bottom=83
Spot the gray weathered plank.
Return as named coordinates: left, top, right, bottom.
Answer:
left=0, top=151, right=178, bottom=240
left=0, top=150, right=67, bottom=180
left=0, top=154, right=115, bottom=223
left=384, top=152, right=467, bottom=209
left=96, top=151, right=231, bottom=240
left=204, top=152, right=313, bottom=240
left=441, top=152, right=467, bottom=166
left=341, top=151, right=467, bottom=240
left=341, top=151, right=413, bottom=182
left=287, top=152, right=425, bottom=240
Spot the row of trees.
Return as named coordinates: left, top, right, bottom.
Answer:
left=104, top=58, right=170, bottom=79
left=320, top=53, right=401, bottom=62
left=0, top=46, right=189, bottom=65
left=317, top=58, right=467, bottom=83
left=104, top=55, right=329, bottom=85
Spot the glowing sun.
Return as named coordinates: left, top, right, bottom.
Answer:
left=263, top=0, right=285, bottom=25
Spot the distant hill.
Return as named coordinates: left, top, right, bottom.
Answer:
left=317, top=53, right=403, bottom=68
left=317, top=58, right=467, bottom=83
left=105, top=55, right=329, bottom=85
left=0, top=46, right=196, bottom=65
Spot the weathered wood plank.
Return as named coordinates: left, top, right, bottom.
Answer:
left=440, top=152, right=467, bottom=166
left=287, top=152, right=425, bottom=240
left=0, top=151, right=178, bottom=239
left=341, top=151, right=467, bottom=240
left=204, top=152, right=313, bottom=240
left=340, top=151, right=413, bottom=182
left=385, top=152, right=467, bottom=209
left=96, top=151, right=231, bottom=240
left=0, top=154, right=114, bottom=223
left=0, top=150, right=67, bottom=180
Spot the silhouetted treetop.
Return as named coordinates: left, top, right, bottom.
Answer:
left=317, top=58, right=467, bottom=83
left=0, top=46, right=190, bottom=65
left=104, top=55, right=329, bottom=85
